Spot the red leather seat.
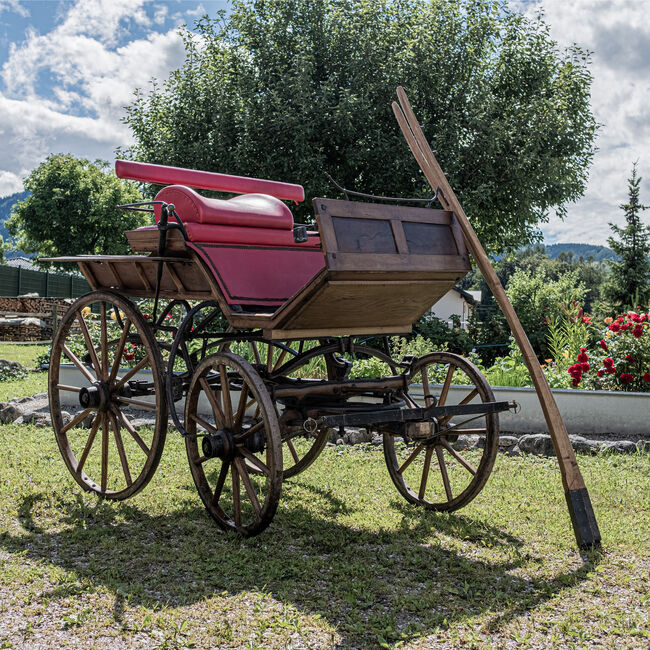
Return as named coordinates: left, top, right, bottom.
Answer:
left=154, top=185, right=293, bottom=230
left=126, top=175, right=324, bottom=307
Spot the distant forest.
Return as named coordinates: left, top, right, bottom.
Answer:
left=544, top=243, right=617, bottom=262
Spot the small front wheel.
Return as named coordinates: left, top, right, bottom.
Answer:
left=384, top=352, right=498, bottom=511
left=184, top=352, right=283, bottom=536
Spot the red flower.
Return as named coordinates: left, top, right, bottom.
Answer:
left=599, top=339, right=608, bottom=350
left=577, top=350, right=589, bottom=363
left=582, top=316, right=592, bottom=323
left=603, top=357, right=614, bottom=368
left=597, top=369, right=604, bottom=378
left=625, top=355, right=635, bottom=363
left=124, top=351, right=134, bottom=361
left=609, top=323, right=620, bottom=332
left=643, top=372, right=650, bottom=382
left=606, top=367, right=617, bottom=374
left=633, top=324, right=643, bottom=338
left=571, top=378, right=581, bottom=386
left=620, top=373, right=634, bottom=384
left=581, top=362, right=590, bottom=372
left=144, top=314, right=150, bottom=320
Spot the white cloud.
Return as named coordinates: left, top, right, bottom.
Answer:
left=526, top=0, right=650, bottom=245
left=0, top=0, right=29, bottom=18
left=0, top=0, right=188, bottom=197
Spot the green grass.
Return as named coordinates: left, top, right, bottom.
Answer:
left=0, top=343, right=49, bottom=402
left=0, top=343, right=49, bottom=368
left=0, top=424, right=648, bottom=649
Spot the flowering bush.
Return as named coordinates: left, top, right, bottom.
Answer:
left=569, top=308, right=650, bottom=392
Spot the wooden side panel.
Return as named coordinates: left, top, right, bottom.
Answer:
left=273, top=279, right=455, bottom=331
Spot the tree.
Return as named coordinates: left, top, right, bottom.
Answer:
left=602, top=163, right=650, bottom=311
left=7, top=155, right=146, bottom=262
left=122, top=0, right=597, bottom=254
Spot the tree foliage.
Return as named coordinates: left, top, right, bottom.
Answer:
left=603, top=163, right=650, bottom=311
left=7, top=155, right=145, bottom=262
left=122, top=0, right=597, bottom=254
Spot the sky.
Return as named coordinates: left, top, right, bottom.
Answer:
left=0, top=0, right=648, bottom=246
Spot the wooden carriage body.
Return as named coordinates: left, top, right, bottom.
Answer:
left=53, top=160, right=471, bottom=339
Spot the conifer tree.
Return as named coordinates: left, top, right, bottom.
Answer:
left=603, top=163, right=650, bottom=311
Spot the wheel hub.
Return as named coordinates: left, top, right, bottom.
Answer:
left=202, top=425, right=267, bottom=460
left=79, top=382, right=111, bottom=412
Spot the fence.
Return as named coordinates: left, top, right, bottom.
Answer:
left=0, top=265, right=91, bottom=298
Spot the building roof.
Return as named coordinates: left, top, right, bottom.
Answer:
left=5, top=257, right=39, bottom=271
left=452, top=286, right=480, bottom=304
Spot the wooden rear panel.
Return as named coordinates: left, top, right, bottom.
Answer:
left=261, top=200, right=471, bottom=337
left=313, top=198, right=470, bottom=275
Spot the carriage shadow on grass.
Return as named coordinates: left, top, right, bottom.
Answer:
left=3, top=487, right=601, bottom=647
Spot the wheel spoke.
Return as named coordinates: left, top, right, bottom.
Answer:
left=234, top=419, right=264, bottom=442
left=238, top=446, right=270, bottom=476
left=76, top=414, right=101, bottom=474
left=233, top=383, right=250, bottom=433
left=76, top=311, right=102, bottom=379
left=219, top=364, right=233, bottom=425
left=421, top=368, right=434, bottom=407
left=110, top=412, right=132, bottom=487
left=398, top=443, right=423, bottom=474
left=62, top=344, right=95, bottom=384
left=115, top=396, right=156, bottom=410
left=435, top=445, right=453, bottom=501
left=231, top=462, right=242, bottom=527
left=250, top=340, right=262, bottom=364
left=114, top=408, right=150, bottom=455
left=190, top=413, right=219, bottom=435
left=100, top=302, right=108, bottom=381
left=272, top=347, right=289, bottom=373
left=440, top=438, right=477, bottom=476
left=199, top=377, right=225, bottom=425
left=286, top=439, right=300, bottom=464
left=266, top=344, right=273, bottom=373
left=56, top=384, right=81, bottom=393
left=114, top=356, right=150, bottom=391
left=101, top=414, right=109, bottom=493
left=235, top=457, right=261, bottom=515
left=440, top=387, right=478, bottom=426
left=60, top=407, right=94, bottom=434
left=109, top=317, right=131, bottom=384
left=418, top=446, right=434, bottom=499
left=211, top=460, right=230, bottom=507
left=438, top=364, right=455, bottom=407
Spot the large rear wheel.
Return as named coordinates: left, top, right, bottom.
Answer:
left=49, top=291, right=167, bottom=499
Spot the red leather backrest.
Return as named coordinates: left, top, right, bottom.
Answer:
left=116, top=159, right=304, bottom=203
left=154, top=185, right=294, bottom=230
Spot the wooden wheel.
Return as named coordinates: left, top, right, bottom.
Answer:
left=49, top=291, right=167, bottom=500
left=384, top=352, right=498, bottom=511
left=255, top=340, right=398, bottom=478
left=185, top=352, right=283, bottom=536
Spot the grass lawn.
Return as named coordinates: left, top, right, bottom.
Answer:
left=0, top=343, right=49, bottom=402
left=0, top=421, right=648, bottom=649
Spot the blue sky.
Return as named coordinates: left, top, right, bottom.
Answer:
left=0, top=0, right=648, bottom=246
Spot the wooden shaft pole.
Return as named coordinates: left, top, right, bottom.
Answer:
left=392, top=87, right=600, bottom=549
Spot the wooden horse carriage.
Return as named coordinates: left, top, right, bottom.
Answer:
left=45, top=90, right=600, bottom=546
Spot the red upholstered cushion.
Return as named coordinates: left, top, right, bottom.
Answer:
left=183, top=222, right=320, bottom=248
left=154, top=185, right=293, bottom=230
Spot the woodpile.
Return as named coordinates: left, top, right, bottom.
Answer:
left=0, top=296, right=74, bottom=341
